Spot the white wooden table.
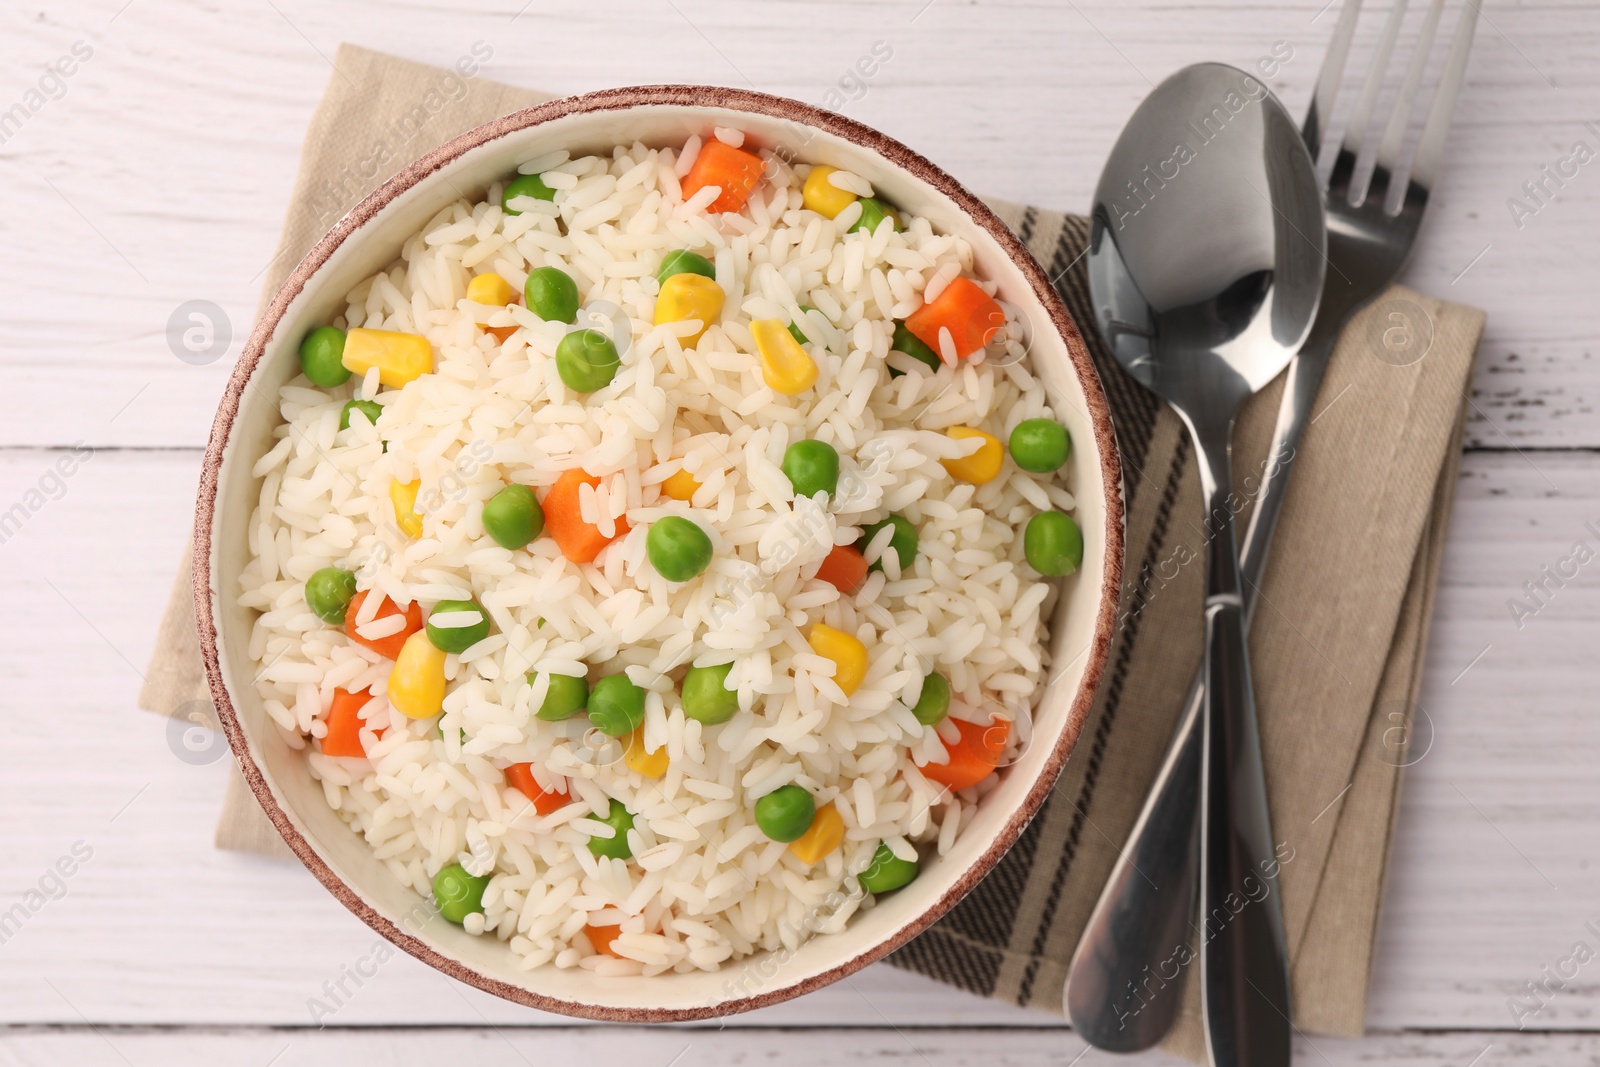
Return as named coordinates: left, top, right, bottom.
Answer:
left=4, top=1, right=1597, bottom=1063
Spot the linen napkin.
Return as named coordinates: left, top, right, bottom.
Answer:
left=138, top=44, right=1484, bottom=1050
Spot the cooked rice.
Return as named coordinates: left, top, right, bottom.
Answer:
left=238, top=137, right=1076, bottom=975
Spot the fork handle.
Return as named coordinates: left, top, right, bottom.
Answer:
left=1064, top=328, right=1337, bottom=1051
left=1238, top=326, right=1338, bottom=590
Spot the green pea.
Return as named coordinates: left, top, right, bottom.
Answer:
left=861, top=514, right=918, bottom=573
left=909, top=672, right=951, bottom=726
left=647, top=516, right=713, bottom=583
left=532, top=672, right=589, bottom=721
left=482, top=484, right=544, bottom=549
left=588, top=673, right=647, bottom=737
left=657, top=249, right=716, bottom=284
left=432, top=863, right=491, bottom=924
left=339, top=399, right=382, bottom=431
left=1009, top=418, right=1072, bottom=473
left=858, top=841, right=919, bottom=894
left=305, top=567, right=357, bottom=625
left=788, top=305, right=818, bottom=345
left=524, top=266, right=580, bottom=324
left=1024, top=511, right=1083, bottom=578
left=425, top=599, right=491, bottom=654
left=502, top=173, right=556, bottom=214
left=587, top=798, right=636, bottom=859
left=754, top=784, right=816, bottom=843
left=682, top=662, right=739, bottom=725
left=555, top=328, right=620, bottom=393
left=299, top=326, right=351, bottom=387
left=849, top=197, right=899, bottom=235
left=889, top=321, right=940, bottom=377
left=781, top=439, right=840, bottom=498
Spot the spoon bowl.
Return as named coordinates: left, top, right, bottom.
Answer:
left=1088, top=63, right=1324, bottom=413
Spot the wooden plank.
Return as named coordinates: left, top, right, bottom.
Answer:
left=1369, top=448, right=1600, bottom=1031
left=2, top=447, right=1598, bottom=1032
left=0, top=0, right=1594, bottom=448
left=0, top=1026, right=1590, bottom=1066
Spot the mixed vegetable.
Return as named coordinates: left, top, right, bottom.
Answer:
left=289, top=130, right=1085, bottom=936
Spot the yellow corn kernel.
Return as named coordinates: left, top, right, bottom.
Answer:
left=808, top=623, right=868, bottom=697
left=752, top=318, right=818, bottom=396
left=788, top=802, right=845, bottom=865
left=341, top=327, right=434, bottom=388
left=466, top=272, right=515, bottom=306
left=390, top=479, right=423, bottom=539
left=653, top=273, right=725, bottom=347
left=623, top=726, right=669, bottom=779
left=802, top=165, right=858, bottom=220
left=941, top=427, right=1004, bottom=484
left=661, top=468, right=701, bottom=502
left=388, top=630, right=447, bottom=719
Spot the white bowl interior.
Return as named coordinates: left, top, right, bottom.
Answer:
left=205, top=100, right=1114, bottom=1016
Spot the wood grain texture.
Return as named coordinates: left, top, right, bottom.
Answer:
left=2, top=0, right=1597, bottom=1057
left=0, top=1027, right=1590, bottom=1067
left=1, top=450, right=1596, bottom=1037
left=1, top=0, right=1596, bottom=448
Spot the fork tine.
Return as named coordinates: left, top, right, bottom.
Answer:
left=1327, top=0, right=1410, bottom=202
left=1368, top=0, right=1444, bottom=206
left=1303, top=0, right=1365, bottom=163
left=1304, top=0, right=1365, bottom=160
left=1411, top=0, right=1481, bottom=189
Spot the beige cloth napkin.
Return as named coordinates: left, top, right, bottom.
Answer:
left=139, top=45, right=1484, bottom=1049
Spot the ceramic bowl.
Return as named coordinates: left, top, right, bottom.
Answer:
left=195, top=85, right=1124, bottom=1021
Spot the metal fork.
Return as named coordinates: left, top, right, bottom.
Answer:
left=1063, top=0, right=1480, bottom=1054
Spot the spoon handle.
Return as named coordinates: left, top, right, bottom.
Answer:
left=1064, top=338, right=1331, bottom=1051
left=1191, top=416, right=1291, bottom=1067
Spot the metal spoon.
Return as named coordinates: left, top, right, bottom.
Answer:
left=1074, top=63, right=1325, bottom=1066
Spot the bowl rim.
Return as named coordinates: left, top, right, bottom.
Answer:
left=193, top=83, right=1125, bottom=1022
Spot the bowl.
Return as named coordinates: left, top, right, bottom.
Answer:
left=194, top=85, right=1125, bottom=1021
